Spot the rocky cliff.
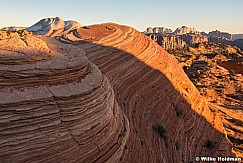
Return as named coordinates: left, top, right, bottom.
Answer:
left=145, top=27, right=172, bottom=34
left=174, top=26, right=200, bottom=35
left=144, top=26, right=243, bottom=51
left=146, top=34, right=187, bottom=50
left=145, top=26, right=208, bottom=50
left=58, top=23, right=235, bottom=162
left=0, top=35, right=129, bottom=162
left=179, top=34, right=208, bottom=45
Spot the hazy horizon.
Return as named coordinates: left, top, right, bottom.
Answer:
left=1, top=0, right=243, bottom=34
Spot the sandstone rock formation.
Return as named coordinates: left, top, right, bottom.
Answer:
left=144, top=27, right=172, bottom=34
left=27, top=17, right=82, bottom=37
left=144, top=26, right=243, bottom=51
left=0, top=29, right=32, bottom=39
left=179, top=34, right=208, bottom=45
left=58, top=23, right=235, bottom=162
left=145, top=26, right=208, bottom=50
left=174, top=26, right=200, bottom=35
left=220, top=57, right=243, bottom=75
left=146, top=34, right=187, bottom=50
left=0, top=35, right=129, bottom=162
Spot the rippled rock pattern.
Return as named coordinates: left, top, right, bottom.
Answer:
left=58, top=23, right=235, bottom=162
left=0, top=35, right=129, bottom=162
left=27, top=17, right=82, bottom=37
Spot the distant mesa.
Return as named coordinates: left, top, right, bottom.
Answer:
left=233, top=34, right=243, bottom=39
left=174, top=26, right=200, bottom=35
left=145, top=27, right=172, bottom=34
left=26, top=16, right=82, bottom=36
left=144, top=25, right=243, bottom=50
left=208, top=30, right=234, bottom=41
left=144, top=26, right=208, bottom=50
left=1, top=26, right=26, bottom=32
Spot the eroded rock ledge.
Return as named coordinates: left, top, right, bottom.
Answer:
left=0, top=35, right=129, bottom=163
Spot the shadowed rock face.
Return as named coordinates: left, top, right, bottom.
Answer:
left=57, top=23, right=235, bottom=162
left=26, top=17, right=82, bottom=37
left=0, top=35, right=129, bottom=162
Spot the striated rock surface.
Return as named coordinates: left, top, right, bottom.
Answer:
left=0, top=35, right=129, bottom=162
left=27, top=17, right=82, bottom=37
left=58, top=23, right=236, bottom=162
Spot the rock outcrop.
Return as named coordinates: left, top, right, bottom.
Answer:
left=220, top=57, right=243, bottom=75
left=146, top=34, right=187, bottom=50
left=179, top=34, right=208, bottom=45
left=1, top=26, right=26, bottom=32
left=174, top=26, right=200, bottom=35
left=27, top=17, right=82, bottom=37
left=145, top=26, right=208, bottom=50
left=209, top=30, right=234, bottom=41
left=0, top=29, right=32, bottom=39
left=144, top=26, right=243, bottom=50
left=144, top=27, right=172, bottom=34
left=0, top=35, right=129, bottom=162
left=233, top=34, right=243, bottom=40
left=171, top=42, right=243, bottom=156
left=58, top=23, right=235, bottom=162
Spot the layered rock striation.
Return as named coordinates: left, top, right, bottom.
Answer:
left=58, top=23, right=235, bottom=162
left=0, top=35, right=129, bottom=162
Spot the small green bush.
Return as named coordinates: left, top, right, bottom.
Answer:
left=153, top=123, right=169, bottom=148
left=204, top=140, right=217, bottom=150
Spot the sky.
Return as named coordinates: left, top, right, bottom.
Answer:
left=1, top=0, right=243, bottom=34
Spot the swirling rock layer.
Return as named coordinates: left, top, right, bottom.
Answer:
left=59, top=23, right=235, bottom=162
left=0, top=35, right=129, bottom=162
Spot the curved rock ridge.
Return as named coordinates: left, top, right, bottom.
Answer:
left=0, top=35, right=129, bottom=162
left=58, top=23, right=235, bottom=162
left=27, top=17, right=82, bottom=37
